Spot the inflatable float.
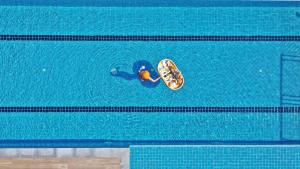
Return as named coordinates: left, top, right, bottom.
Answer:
left=157, top=59, right=184, bottom=90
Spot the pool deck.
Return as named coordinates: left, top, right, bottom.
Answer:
left=0, top=148, right=129, bottom=169
left=0, top=157, right=120, bottom=169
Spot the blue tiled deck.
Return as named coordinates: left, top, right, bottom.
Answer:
left=130, top=145, right=300, bottom=169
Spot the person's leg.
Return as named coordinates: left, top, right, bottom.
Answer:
left=110, top=67, right=119, bottom=75
left=111, top=67, right=137, bottom=80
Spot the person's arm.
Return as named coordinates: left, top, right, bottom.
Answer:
left=149, top=76, right=161, bottom=83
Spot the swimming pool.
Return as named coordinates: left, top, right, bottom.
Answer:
left=0, top=0, right=299, bottom=149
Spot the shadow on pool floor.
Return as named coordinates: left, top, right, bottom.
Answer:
left=110, top=60, right=160, bottom=88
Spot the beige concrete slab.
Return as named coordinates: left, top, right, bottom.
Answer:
left=0, top=158, right=120, bottom=169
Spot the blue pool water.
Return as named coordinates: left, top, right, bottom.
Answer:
left=0, top=0, right=299, bottom=150
left=0, top=41, right=292, bottom=106
left=0, top=6, right=300, bottom=35
left=1, top=1, right=300, bottom=168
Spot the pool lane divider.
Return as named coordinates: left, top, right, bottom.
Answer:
left=0, top=107, right=299, bottom=112
left=1, top=35, right=300, bottom=41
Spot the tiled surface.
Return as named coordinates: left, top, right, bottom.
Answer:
left=130, top=145, right=300, bottom=169
left=0, top=149, right=18, bottom=157
left=0, top=41, right=286, bottom=106
left=18, top=148, right=37, bottom=157
left=0, top=107, right=299, bottom=112
left=0, top=5, right=297, bottom=169
left=56, top=148, right=75, bottom=157
left=281, top=54, right=300, bottom=140
left=0, top=7, right=299, bottom=36
left=0, top=112, right=281, bottom=144
left=94, top=148, right=112, bottom=157
left=0, top=42, right=298, bottom=146
left=282, top=113, right=300, bottom=140
left=1, top=35, right=300, bottom=41
left=75, top=148, right=92, bottom=157
left=0, top=1, right=298, bottom=7
left=281, top=54, right=300, bottom=102
left=36, top=148, right=56, bottom=157
left=0, top=148, right=129, bottom=169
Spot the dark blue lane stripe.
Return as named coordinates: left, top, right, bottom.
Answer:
left=1, top=139, right=300, bottom=148
left=0, top=1, right=299, bottom=7
left=0, top=107, right=299, bottom=112
left=0, top=35, right=300, bottom=41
